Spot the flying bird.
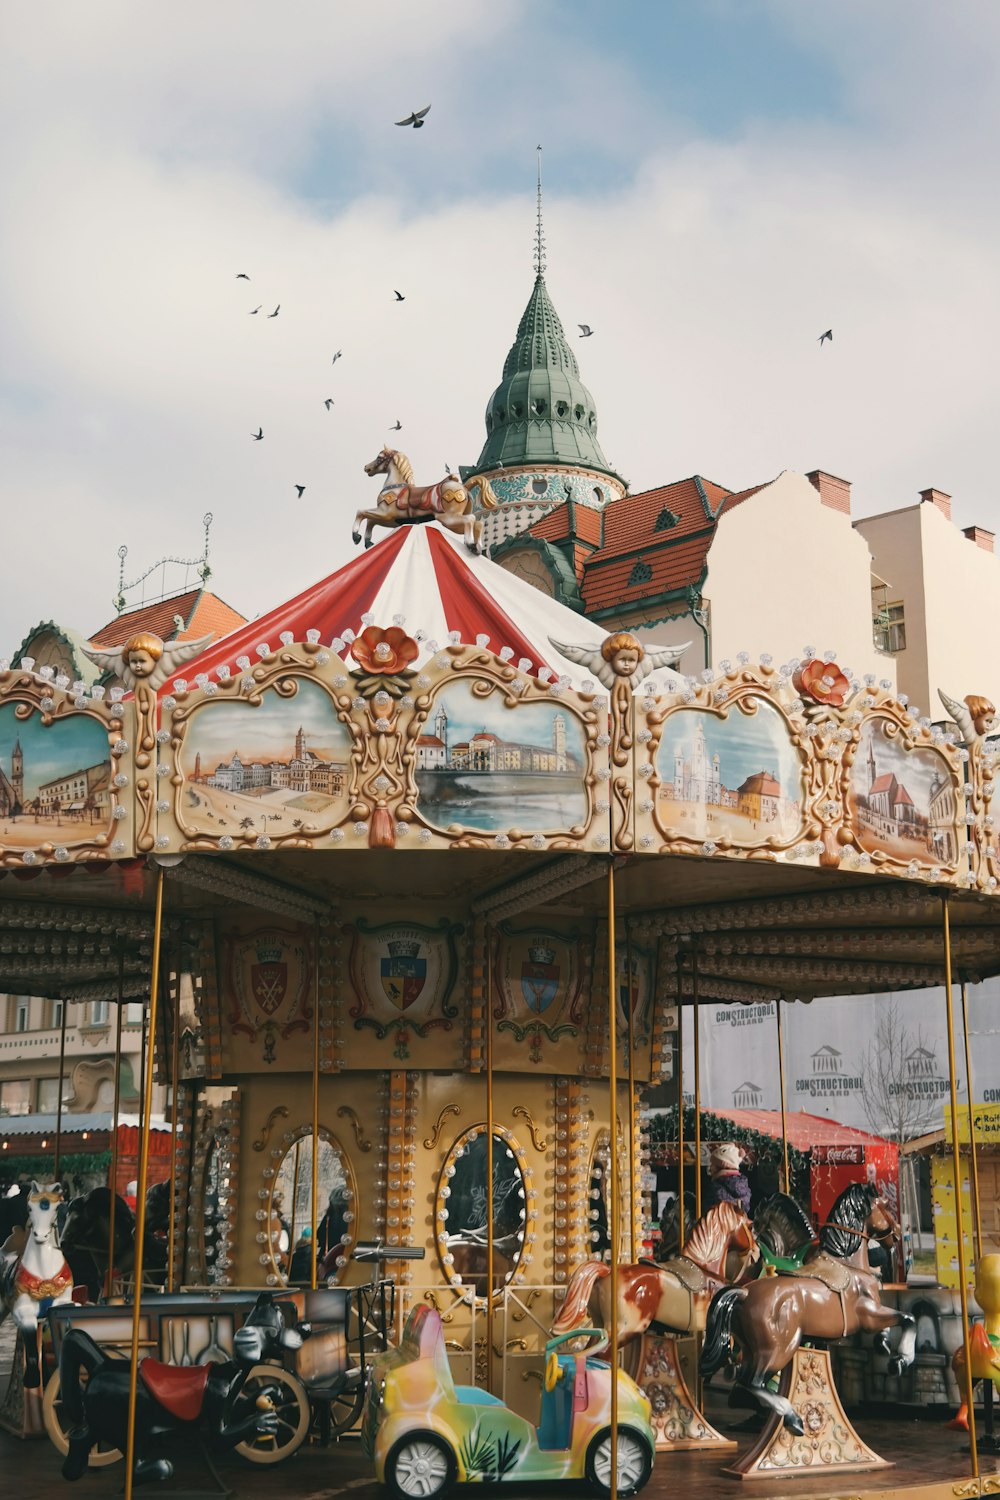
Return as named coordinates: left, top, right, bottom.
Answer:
left=252, top=428, right=263, bottom=441
left=294, top=485, right=306, bottom=498
left=249, top=305, right=261, bottom=314
left=394, top=290, right=405, bottom=301
left=818, top=329, right=833, bottom=345
left=332, top=350, right=342, bottom=364
left=389, top=420, right=402, bottom=431
left=395, top=106, right=431, bottom=128
left=324, top=398, right=334, bottom=410
left=268, top=305, right=280, bottom=318
left=578, top=324, right=594, bottom=338
left=236, top=273, right=250, bottom=280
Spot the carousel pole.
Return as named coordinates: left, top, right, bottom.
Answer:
left=607, top=863, right=619, bottom=1500
left=167, top=936, right=182, bottom=1293
left=676, top=957, right=685, bottom=1253
left=311, top=917, right=321, bottom=1292
left=692, top=949, right=701, bottom=1222
left=124, top=867, right=164, bottom=1500
left=52, top=991, right=69, bottom=1181
left=106, top=950, right=126, bottom=1298
left=959, top=978, right=983, bottom=1263
left=625, top=924, right=637, bottom=1261
left=485, top=924, right=495, bottom=1395
left=776, top=1001, right=790, bottom=1194
left=942, top=896, right=979, bottom=1481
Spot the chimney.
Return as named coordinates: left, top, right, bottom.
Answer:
left=963, top=524, right=995, bottom=554
left=919, top=487, right=952, bottom=520
left=806, top=470, right=851, bottom=517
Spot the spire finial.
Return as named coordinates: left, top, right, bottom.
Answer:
left=534, top=144, right=546, bottom=278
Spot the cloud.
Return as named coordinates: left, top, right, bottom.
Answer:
left=3, top=3, right=1000, bottom=652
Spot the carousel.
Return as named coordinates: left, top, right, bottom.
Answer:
left=0, top=464, right=999, bottom=1500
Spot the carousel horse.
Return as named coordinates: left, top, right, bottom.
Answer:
left=0, top=1181, right=75, bottom=1388
left=552, top=1200, right=760, bottom=1348
left=60, top=1183, right=170, bottom=1300
left=753, top=1191, right=818, bottom=1271
left=700, top=1183, right=916, bottom=1433
left=655, top=1191, right=696, bottom=1261
left=60, top=1290, right=298, bottom=1483
left=354, top=448, right=498, bottom=553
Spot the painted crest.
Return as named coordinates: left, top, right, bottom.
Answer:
left=380, top=937, right=427, bottom=1011
left=520, top=943, right=560, bottom=1014
left=227, top=927, right=311, bottom=1054
left=251, top=943, right=287, bottom=1016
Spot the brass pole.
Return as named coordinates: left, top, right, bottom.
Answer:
left=943, top=897, right=978, bottom=1480
left=53, top=994, right=69, bottom=1180
left=167, top=940, right=182, bottom=1293
left=776, top=1002, right=790, bottom=1195
left=106, top=951, right=125, bottom=1299
left=311, top=918, right=321, bottom=1292
left=676, top=959, right=685, bottom=1253
left=625, top=925, right=637, bottom=1261
left=959, top=979, right=983, bottom=1263
left=692, top=950, right=701, bottom=1222
left=485, top=923, right=495, bottom=1394
left=124, top=868, right=164, bottom=1500
left=607, top=863, right=619, bottom=1500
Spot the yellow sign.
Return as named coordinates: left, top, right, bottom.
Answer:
left=944, top=1100, right=1000, bottom=1143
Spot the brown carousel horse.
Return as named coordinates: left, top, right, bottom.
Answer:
left=552, top=1200, right=760, bottom=1348
left=701, top=1182, right=915, bottom=1433
left=354, top=449, right=498, bottom=553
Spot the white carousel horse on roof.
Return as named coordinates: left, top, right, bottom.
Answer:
left=1, top=1179, right=75, bottom=1388
left=354, top=448, right=498, bottom=553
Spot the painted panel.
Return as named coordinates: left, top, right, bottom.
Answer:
left=847, top=716, right=961, bottom=874
left=0, top=671, right=133, bottom=865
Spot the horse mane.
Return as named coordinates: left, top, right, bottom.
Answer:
left=754, top=1192, right=816, bottom=1256
left=685, top=1200, right=746, bottom=1268
left=820, top=1181, right=876, bottom=1258
left=391, top=449, right=414, bottom=485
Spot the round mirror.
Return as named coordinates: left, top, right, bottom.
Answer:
left=435, top=1125, right=529, bottom=1299
left=266, top=1130, right=356, bottom=1286
left=588, top=1128, right=628, bottom=1263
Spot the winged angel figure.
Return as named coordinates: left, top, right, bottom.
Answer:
left=938, top=687, right=997, bottom=746
left=548, top=631, right=687, bottom=693
left=83, top=631, right=215, bottom=693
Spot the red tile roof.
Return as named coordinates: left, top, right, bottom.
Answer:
left=721, top=1107, right=893, bottom=1150
left=530, top=502, right=603, bottom=548
left=89, top=589, right=246, bottom=649
left=738, top=772, right=782, bottom=797
left=869, top=773, right=897, bottom=796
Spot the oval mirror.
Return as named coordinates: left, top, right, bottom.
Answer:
left=266, top=1130, right=356, bottom=1286
left=436, top=1125, right=528, bottom=1299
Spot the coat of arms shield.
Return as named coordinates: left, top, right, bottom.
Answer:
left=380, top=938, right=427, bottom=1011
left=520, top=943, right=560, bottom=1014
left=252, top=944, right=288, bottom=1015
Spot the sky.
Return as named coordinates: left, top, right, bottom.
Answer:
left=660, top=703, right=803, bottom=792
left=181, top=679, right=348, bottom=767
left=0, top=703, right=109, bottom=799
left=4, top=2, right=1000, bottom=651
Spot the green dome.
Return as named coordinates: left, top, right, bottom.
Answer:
left=471, top=274, right=618, bottom=477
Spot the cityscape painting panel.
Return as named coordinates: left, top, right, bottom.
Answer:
left=177, top=680, right=352, bottom=839
left=414, top=681, right=589, bottom=833
left=0, top=703, right=113, bottom=848
left=848, top=717, right=959, bottom=866
left=655, top=702, right=805, bottom=847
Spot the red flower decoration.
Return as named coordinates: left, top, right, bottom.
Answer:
left=793, top=658, right=850, bottom=707
left=351, top=626, right=419, bottom=675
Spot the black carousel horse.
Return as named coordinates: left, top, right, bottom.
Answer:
left=60, top=1290, right=302, bottom=1483
left=60, top=1184, right=169, bottom=1300
left=655, top=1191, right=696, bottom=1261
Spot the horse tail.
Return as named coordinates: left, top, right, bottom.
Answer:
left=59, top=1328, right=109, bottom=1425
left=700, top=1285, right=747, bottom=1377
left=551, top=1260, right=609, bottom=1332
left=467, top=476, right=499, bottom=510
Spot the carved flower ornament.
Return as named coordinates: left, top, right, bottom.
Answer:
left=352, top=626, right=419, bottom=675
left=794, top=658, right=850, bottom=708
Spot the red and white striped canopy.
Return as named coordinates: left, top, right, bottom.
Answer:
left=167, top=523, right=635, bottom=692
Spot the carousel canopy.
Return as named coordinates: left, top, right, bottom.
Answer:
left=162, top=522, right=656, bottom=692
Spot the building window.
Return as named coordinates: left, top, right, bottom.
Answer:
left=126, top=1002, right=143, bottom=1025
left=15, top=997, right=30, bottom=1032
left=90, top=1000, right=109, bottom=1026
left=629, top=559, right=653, bottom=586
left=37, top=1078, right=61, bottom=1113
left=50, top=999, right=64, bottom=1029
left=874, top=600, right=906, bottom=654
left=655, top=507, right=679, bottom=531
left=531, top=477, right=548, bottom=496
left=0, top=1080, right=31, bottom=1117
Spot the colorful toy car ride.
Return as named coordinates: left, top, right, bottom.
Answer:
left=362, top=1304, right=654, bottom=1497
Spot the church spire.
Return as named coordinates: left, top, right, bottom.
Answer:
left=534, top=145, right=546, bottom=278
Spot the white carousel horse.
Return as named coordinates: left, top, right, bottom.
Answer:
left=353, top=448, right=498, bottom=553
left=1, top=1180, right=74, bottom=1388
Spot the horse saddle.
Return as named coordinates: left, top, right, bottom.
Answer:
left=139, top=1359, right=210, bottom=1423
left=782, top=1251, right=851, bottom=1293
left=664, top=1256, right=708, bottom=1294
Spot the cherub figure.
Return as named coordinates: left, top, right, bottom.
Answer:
left=549, top=631, right=687, bottom=694
left=938, top=688, right=998, bottom=746
left=83, top=631, right=214, bottom=693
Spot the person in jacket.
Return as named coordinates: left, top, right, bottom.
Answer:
left=705, top=1142, right=751, bottom=1214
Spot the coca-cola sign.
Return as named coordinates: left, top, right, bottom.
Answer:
left=812, top=1144, right=865, bottom=1166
